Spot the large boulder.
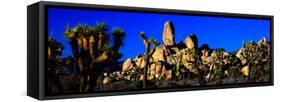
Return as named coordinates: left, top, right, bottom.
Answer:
left=151, top=45, right=177, bottom=80
left=152, top=46, right=166, bottom=62
left=185, top=37, right=194, bottom=49
left=122, top=59, right=134, bottom=72
left=134, top=55, right=145, bottom=68
left=184, top=34, right=198, bottom=49
left=162, top=21, right=175, bottom=46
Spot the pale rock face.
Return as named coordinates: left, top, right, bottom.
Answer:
left=185, top=36, right=195, bottom=49
left=163, top=46, right=181, bottom=65
left=162, top=21, right=175, bottom=46
left=151, top=45, right=177, bottom=80
left=122, top=58, right=133, bottom=72
left=236, top=48, right=243, bottom=59
left=201, top=49, right=210, bottom=65
left=155, top=62, right=163, bottom=79
left=151, top=46, right=169, bottom=80
left=241, top=65, right=249, bottom=76
left=222, top=52, right=230, bottom=64
left=258, top=37, right=268, bottom=47
left=134, top=55, right=145, bottom=68
left=148, top=63, right=156, bottom=80
left=152, top=46, right=165, bottom=62
left=125, top=75, right=131, bottom=80
left=139, top=74, right=144, bottom=80
left=236, top=48, right=247, bottom=65
left=102, top=73, right=112, bottom=84
left=103, top=77, right=111, bottom=84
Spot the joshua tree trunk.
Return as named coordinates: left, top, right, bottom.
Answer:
left=89, top=35, right=95, bottom=60
left=143, top=43, right=150, bottom=89
left=206, top=63, right=214, bottom=81
left=139, top=32, right=158, bottom=89
left=68, top=39, right=79, bottom=61
left=248, top=64, right=252, bottom=81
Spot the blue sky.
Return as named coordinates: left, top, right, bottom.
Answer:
left=48, top=7, right=270, bottom=61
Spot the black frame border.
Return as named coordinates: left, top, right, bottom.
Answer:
left=38, top=1, right=274, bottom=100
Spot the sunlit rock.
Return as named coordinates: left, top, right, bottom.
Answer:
left=122, top=58, right=134, bottom=72
left=241, top=65, right=249, bottom=76
left=162, top=21, right=175, bottom=46
left=134, top=55, right=145, bottom=68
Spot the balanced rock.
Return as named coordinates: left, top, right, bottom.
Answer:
left=162, top=21, right=175, bottom=46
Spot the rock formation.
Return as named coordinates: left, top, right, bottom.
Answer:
left=122, top=58, right=134, bottom=72
left=94, top=21, right=270, bottom=89
left=162, top=21, right=175, bottom=47
left=48, top=21, right=271, bottom=94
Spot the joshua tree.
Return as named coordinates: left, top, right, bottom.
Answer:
left=47, top=38, right=64, bottom=94
left=225, top=52, right=242, bottom=80
left=175, top=56, right=186, bottom=80
left=63, top=22, right=126, bottom=92
left=112, top=27, right=126, bottom=60
left=237, top=39, right=270, bottom=81
left=64, top=24, right=79, bottom=62
left=48, top=38, right=64, bottom=60
left=139, top=32, right=158, bottom=88
left=205, top=48, right=229, bottom=82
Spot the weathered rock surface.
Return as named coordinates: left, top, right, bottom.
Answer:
left=122, top=59, right=133, bottom=72
left=134, top=55, right=145, bottom=68
left=185, top=36, right=194, bottom=49
left=241, top=65, right=249, bottom=76
left=162, top=21, right=175, bottom=46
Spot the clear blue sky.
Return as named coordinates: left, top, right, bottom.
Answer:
left=48, top=7, right=270, bottom=61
